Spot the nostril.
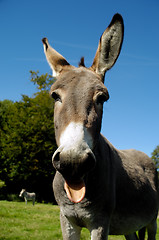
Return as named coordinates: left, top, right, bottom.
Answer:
left=54, top=151, right=60, bottom=162
left=52, top=150, right=61, bottom=170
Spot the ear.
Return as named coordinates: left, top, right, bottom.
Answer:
left=42, top=38, right=70, bottom=77
left=91, top=14, right=124, bottom=80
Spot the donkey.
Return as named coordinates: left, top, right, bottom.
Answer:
left=42, top=14, right=158, bottom=240
left=19, top=189, right=36, bottom=205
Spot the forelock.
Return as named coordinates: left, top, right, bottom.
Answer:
left=78, top=57, right=85, bottom=67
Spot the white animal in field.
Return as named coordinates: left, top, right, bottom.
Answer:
left=19, top=189, right=36, bottom=205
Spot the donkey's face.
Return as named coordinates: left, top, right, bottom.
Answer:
left=19, top=189, right=25, bottom=197
left=50, top=68, right=109, bottom=181
left=42, top=14, right=124, bottom=203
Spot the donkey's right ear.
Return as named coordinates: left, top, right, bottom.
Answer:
left=42, top=38, right=70, bottom=77
left=91, top=14, right=124, bottom=81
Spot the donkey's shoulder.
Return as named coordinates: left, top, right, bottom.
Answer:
left=101, top=134, right=156, bottom=178
left=118, top=148, right=154, bottom=169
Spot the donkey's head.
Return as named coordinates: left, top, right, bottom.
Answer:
left=42, top=14, right=124, bottom=203
left=19, top=189, right=25, bottom=197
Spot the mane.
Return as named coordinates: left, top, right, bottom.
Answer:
left=78, top=57, right=85, bottom=67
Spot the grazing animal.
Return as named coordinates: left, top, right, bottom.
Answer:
left=42, top=14, right=158, bottom=240
left=19, top=189, right=36, bottom=205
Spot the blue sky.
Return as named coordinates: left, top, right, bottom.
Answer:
left=0, top=0, right=159, bottom=157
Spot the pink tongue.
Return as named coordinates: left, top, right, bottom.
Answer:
left=64, top=181, right=86, bottom=203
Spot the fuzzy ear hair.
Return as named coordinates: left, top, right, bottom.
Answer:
left=42, top=38, right=70, bottom=77
left=91, top=14, right=124, bottom=81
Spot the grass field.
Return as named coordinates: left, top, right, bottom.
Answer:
left=0, top=201, right=158, bottom=240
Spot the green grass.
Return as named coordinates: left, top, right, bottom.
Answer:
left=0, top=201, right=158, bottom=240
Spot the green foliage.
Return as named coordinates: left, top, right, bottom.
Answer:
left=0, top=72, right=57, bottom=202
left=30, top=71, right=54, bottom=91
left=151, top=145, right=159, bottom=170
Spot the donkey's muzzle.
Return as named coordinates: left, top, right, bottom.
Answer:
left=52, top=146, right=96, bottom=182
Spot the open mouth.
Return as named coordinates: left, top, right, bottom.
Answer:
left=64, top=180, right=86, bottom=203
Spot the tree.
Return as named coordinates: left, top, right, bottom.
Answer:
left=30, top=70, right=54, bottom=91
left=0, top=72, right=57, bottom=202
left=151, top=145, right=159, bottom=170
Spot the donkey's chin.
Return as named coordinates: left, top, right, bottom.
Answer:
left=64, top=180, right=86, bottom=203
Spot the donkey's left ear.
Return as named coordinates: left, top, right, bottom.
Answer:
left=91, top=14, right=124, bottom=80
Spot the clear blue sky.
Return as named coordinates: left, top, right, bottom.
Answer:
left=0, top=0, right=159, bottom=157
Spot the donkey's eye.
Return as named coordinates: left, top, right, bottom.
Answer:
left=96, top=93, right=108, bottom=105
left=52, top=92, right=62, bottom=103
